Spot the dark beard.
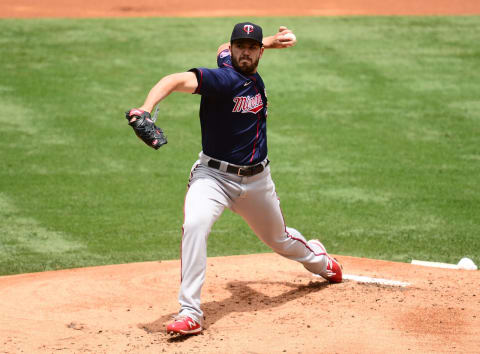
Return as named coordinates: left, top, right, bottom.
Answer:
left=231, top=55, right=259, bottom=75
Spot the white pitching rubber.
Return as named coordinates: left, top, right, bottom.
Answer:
left=342, top=274, right=410, bottom=287
left=314, top=273, right=410, bottom=287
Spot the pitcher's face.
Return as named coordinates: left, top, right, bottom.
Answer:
left=230, top=39, right=264, bottom=75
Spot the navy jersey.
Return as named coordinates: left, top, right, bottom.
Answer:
left=189, top=49, right=268, bottom=166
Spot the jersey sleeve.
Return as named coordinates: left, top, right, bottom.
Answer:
left=217, top=49, right=233, bottom=68
left=188, top=49, right=235, bottom=96
left=189, top=68, right=231, bottom=96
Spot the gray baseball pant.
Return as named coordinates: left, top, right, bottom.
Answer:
left=178, top=152, right=329, bottom=325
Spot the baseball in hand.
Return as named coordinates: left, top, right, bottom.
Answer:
left=283, top=33, right=296, bottom=41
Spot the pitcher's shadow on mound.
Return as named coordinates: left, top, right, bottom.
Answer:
left=139, top=279, right=329, bottom=336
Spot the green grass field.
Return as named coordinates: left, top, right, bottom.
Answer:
left=1, top=16, right=479, bottom=275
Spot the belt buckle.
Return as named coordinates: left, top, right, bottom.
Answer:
left=237, top=167, right=246, bottom=176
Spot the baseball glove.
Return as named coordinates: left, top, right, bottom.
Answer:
left=125, top=108, right=167, bottom=150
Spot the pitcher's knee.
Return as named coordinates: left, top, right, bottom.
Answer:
left=259, top=230, right=314, bottom=261
left=183, top=214, right=213, bottom=240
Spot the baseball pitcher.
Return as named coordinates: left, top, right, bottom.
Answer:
left=125, top=22, right=342, bottom=335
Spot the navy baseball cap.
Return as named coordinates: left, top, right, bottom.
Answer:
left=230, top=22, right=263, bottom=46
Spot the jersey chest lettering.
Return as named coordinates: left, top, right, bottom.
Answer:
left=232, top=93, right=264, bottom=114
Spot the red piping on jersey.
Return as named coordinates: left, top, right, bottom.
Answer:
left=249, top=85, right=262, bottom=163
left=250, top=114, right=261, bottom=163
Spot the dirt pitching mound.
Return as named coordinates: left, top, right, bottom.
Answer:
left=1, top=253, right=479, bottom=353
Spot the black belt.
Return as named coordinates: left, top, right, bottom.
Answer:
left=207, top=159, right=270, bottom=177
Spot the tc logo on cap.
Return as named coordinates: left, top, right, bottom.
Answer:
left=243, top=25, right=254, bottom=34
